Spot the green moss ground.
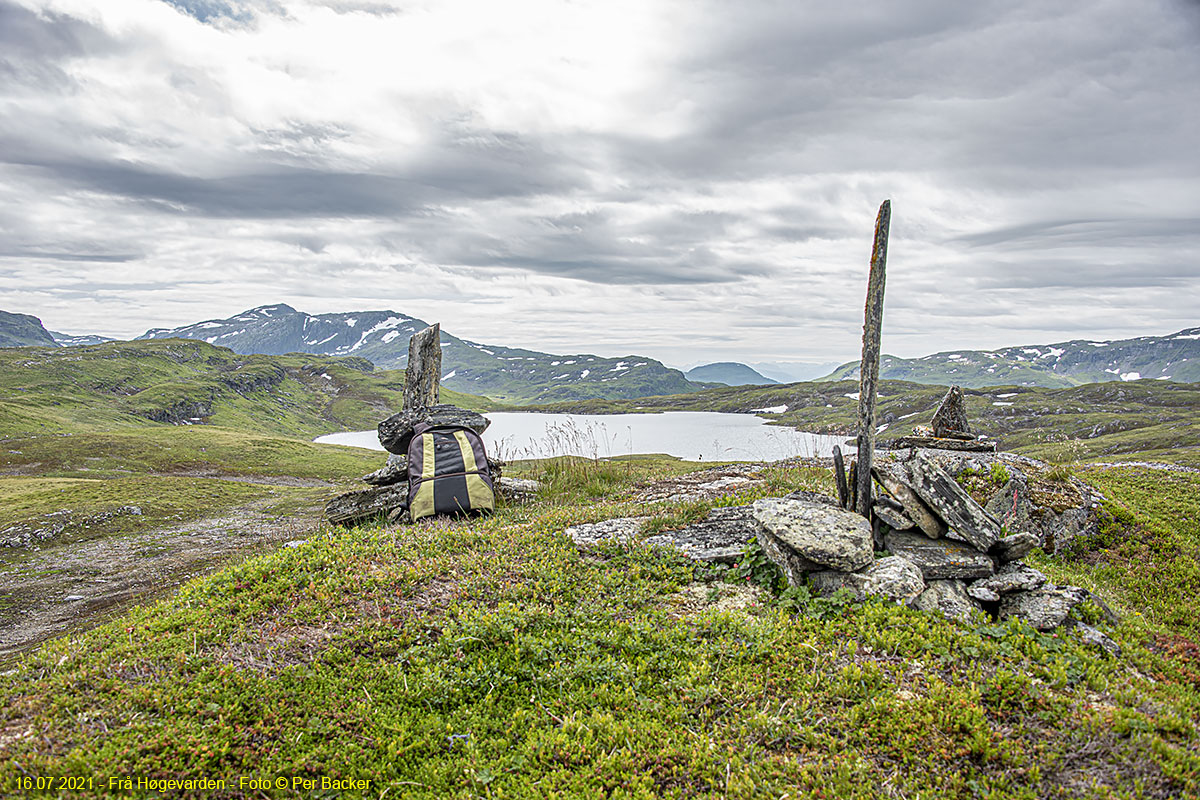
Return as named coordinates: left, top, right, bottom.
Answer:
left=2, top=459, right=1198, bottom=798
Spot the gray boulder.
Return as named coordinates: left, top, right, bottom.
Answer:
left=883, top=530, right=995, bottom=580
left=914, top=579, right=978, bottom=623
left=752, top=498, right=875, bottom=574
left=974, top=562, right=1047, bottom=595
left=378, top=404, right=491, bottom=455
left=967, top=584, right=1000, bottom=603
left=999, top=584, right=1086, bottom=630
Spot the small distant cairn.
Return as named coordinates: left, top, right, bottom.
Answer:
left=887, top=385, right=997, bottom=453
left=323, top=324, right=538, bottom=526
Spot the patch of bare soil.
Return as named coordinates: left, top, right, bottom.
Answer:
left=0, top=500, right=320, bottom=661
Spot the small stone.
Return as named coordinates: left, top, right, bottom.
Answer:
left=1070, top=621, right=1121, bottom=656
left=751, top=498, right=875, bottom=573
left=872, top=502, right=914, bottom=531
left=913, top=579, right=978, bottom=623
left=990, top=531, right=1039, bottom=563
left=931, top=385, right=972, bottom=438
left=283, top=540, right=307, bottom=549
left=497, top=477, right=541, bottom=503
left=974, top=562, right=1047, bottom=594
left=861, top=556, right=926, bottom=604
left=64, top=594, right=85, bottom=601
left=967, top=584, right=1000, bottom=603
left=883, top=530, right=995, bottom=580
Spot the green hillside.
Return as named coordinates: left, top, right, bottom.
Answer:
left=0, top=310, right=58, bottom=348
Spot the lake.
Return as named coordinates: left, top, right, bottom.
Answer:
left=314, top=411, right=847, bottom=462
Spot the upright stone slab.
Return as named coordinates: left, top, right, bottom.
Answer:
left=931, top=385, right=972, bottom=438
left=403, top=323, right=442, bottom=413
left=904, top=452, right=1001, bottom=552
left=752, top=497, right=875, bottom=575
left=855, top=200, right=891, bottom=516
left=872, top=462, right=947, bottom=539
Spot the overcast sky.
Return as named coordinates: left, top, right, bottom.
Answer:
left=2, top=0, right=1198, bottom=367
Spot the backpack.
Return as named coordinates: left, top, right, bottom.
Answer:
left=406, top=423, right=495, bottom=521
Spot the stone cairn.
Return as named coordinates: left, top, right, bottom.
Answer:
left=323, top=324, right=539, bottom=526
left=886, top=385, right=998, bottom=453
left=565, top=201, right=1117, bottom=651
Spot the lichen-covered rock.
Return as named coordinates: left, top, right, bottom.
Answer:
left=564, top=517, right=647, bottom=548
left=914, top=579, right=978, bottom=623
left=862, top=556, right=926, bottom=604
left=989, top=531, right=1039, bottom=563
left=999, top=584, right=1086, bottom=630
left=644, top=506, right=759, bottom=564
left=1070, top=621, right=1121, bottom=656
left=882, top=530, right=994, bottom=580
left=974, top=562, right=1047, bottom=595
left=752, top=498, right=874, bottom=574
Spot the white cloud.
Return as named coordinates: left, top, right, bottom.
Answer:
left=1, top=0, right=1198, bottom=366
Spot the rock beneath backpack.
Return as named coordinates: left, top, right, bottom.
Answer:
left=324, top=484, right=410, bottom=526
left=1068, top=620, right=1121, bottom=656
left=644, top=506, right=759, bottom=564
left=882, top=530, right=995, bottom=581
left=931, top=385, right=972, bottom=438
left=497, top=477, right=541, bottom=503
left=989, top=531, right=1039, bottom=563
left=377, top=404, right=491, bottom=455
left=565, top=517, right=648, bottom=548
left=998, top=584, right=1086, bottom=630
left=362, top=454, right=407, bottom=486
left=913, top=579, right=978, bottom=623
left=861, top=556, right=926, bottom=604
left=752, top=498, right=875, bottom=575
left=974, top=562, right=1047, bottom=595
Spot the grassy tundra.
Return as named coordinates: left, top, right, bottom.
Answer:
left=0, top=340, right=1197, bottom=797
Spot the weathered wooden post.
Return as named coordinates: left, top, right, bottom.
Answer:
left=855, top=200, right=891, bottom=516
left=402, top=323, right=441, bottom=412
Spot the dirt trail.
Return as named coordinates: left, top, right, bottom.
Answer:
left=0, top=499, right=322, bottom=661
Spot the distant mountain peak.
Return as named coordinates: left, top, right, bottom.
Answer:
left=685, top=362, right=778, bottom=386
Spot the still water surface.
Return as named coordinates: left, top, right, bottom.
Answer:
left=315, top=411, right=845, bottom=462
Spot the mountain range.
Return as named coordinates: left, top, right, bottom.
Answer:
left=135, top=304, right=699, bottom=403
left=819, top=328, right=1200, bottom=387
left=3, top=305, right=1197, bottom=399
